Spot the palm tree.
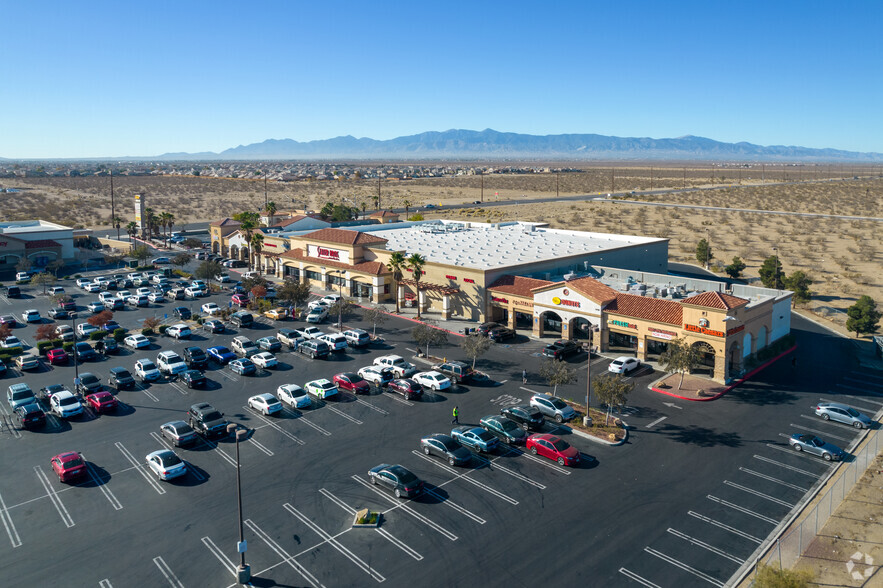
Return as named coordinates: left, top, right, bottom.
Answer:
left=386, top=251, right=408, bottom=313
left=406, top=253, right=426, bottom=319
left=372, top=195, right=380, bottom=211
left=159, top=212, right=173, bottom=244
left=143, top=207, right=155, bottom=239
left=250, top=232, right=264, bottom=274
left=237, top=215, right=259, bottom=270
left=165, top=213, right=175, bottom=239
left=126, top=221, right=137, bottom=242
left=265, top=201, right=277, bottom=219
left=403, top=200, right=411, bottom=217
left=360, top=202, right=367, bottom=218
left=113, top=216, right=123, bottom=240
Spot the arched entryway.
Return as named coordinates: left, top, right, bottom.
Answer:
left=728, top=343, right=743, bottom=377
left=229, top=245, right=239, bottom=260
left=756, top=326, right=768, bottom=351
left=569, top=317, right=593, bottom=341
left=539, top=311, right=563, bottom=337
left=212, top=241, right=220, bottom=254
left=742, top=332, right=753, bottom=358
left=692, top=341, right=716, bottom=376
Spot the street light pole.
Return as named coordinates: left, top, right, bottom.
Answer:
left=72, top=314, right=79, bottom=391
left=584, top=330, right=593, bottom=427
left=336, top=269, right=343, bottom=329
left=227, top=423, right=250, bottom=584
left=773, top=246, right=780, bottom=290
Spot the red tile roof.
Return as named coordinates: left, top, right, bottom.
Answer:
left=280, top=248, right=386, bottom=276
left=300, top=228, right=388, bottom=246
left=682, top=291, right=748, bottom=310
left=25, top=239, right=61, bottom=249
left=210, top=218, right=240, bottom=227
left=488, top=275, right=553, bottom=297
left=606, top=293, right=683, bottom=326
left=559, top=276, right=618, bottom=305
left=368, top=210, right=399, bottom=218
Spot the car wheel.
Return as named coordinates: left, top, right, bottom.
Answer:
left=853, top=421, right=863, bottom=429
left=448, top=457, right=455, bottom=466
left=522, top=422, right=530, bottom=431
left=394, top=488, right=403, bottom=498
left=793, top=444, right=802, bottom=452
left=371, top=475, right=378, bottom=485
left=555, top=414, right=563, bottom=423
left=822, top=413, right=830, bottom=421
left=530, top=446, right=538, bottom=455
left=423, top=446, right=431, bottom=455
left=823, top=452, right=833, bottom=461
left=557, top=457, right=565, bottom=466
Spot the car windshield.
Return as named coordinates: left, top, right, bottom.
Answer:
left=439, top=438, right=459, bottom=451
left=82, top=375, right=98, bottom=384
left=551, top=439, right=571, bottom=451
left=214, top=347, right=231, bottom=355
left=500, top=420, right=518, bottom=432
left=141, top=361, right=157, bottom=369
left=174, top=423, right=194, bottom=434
left=115, top=370, right=132, bottom=378
left=11, top=390, right=32, bottom=400
left=550, top=399, right=568, bottom=410
left=202, top=410, right=223, bottom=421
left=62, top=456, right=84, bottom=468
left=60, top=396, right=79, bottom=406
left=46, top=385, right=64, bottom=393
left=811, top=437, right=824, bottom=447
left=158, top=453, right=182, bottom=467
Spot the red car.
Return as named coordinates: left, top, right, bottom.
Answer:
left=50, top=452, right=87, bottom=482
left=85, top=391, right=118, bottom=413
left=525, top=434, right=580, bottom=467
left=231, top=293, right=248, bottom=307
left=46, top=348, right=69, bottom=365
left=333, top=372, right=371, bottom=394
left=388, top=378, right=423, bottom=400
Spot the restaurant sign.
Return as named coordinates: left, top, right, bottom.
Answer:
left=684, top=323, right=725, bottom=337
left=648, top=327, right=677, bottom=340
left=551, top=296, right=581, bottom=308
left=491, top=296, right=509, bottom=304
left=609, top=319, right=637, bottom=329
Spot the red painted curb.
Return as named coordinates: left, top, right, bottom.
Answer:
left=651, top=345, right=797, bottom=402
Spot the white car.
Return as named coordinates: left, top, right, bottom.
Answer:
left=145, top=449, right=187, bottom=481
left=48, top=286, right=65, bottom=296
left=166, top=324, right=191, bottom=339
left=93, top=276, right=111, bottom=286
left=76, top=323, right=99, bottom=338
left=22, top=309, right=41, bottom=323
left=76, top=278, right=92, bottom=289
left=54, top=324, right=75, bottom=342
left=99, top=292, right=116, bottom=303
left=608, top=356, right=640, bottom=374
left=321, top=293, right=341, bottom=305
left=148, top=291, right=165, bottom=303
left=83, top=282, right=102, bottom=293
left=116, top=290, right=133, bottom=300
left=135, top=287, right=152, bottom=297
left=251, top=352, right=278, bottom=369
left=358, top=365, right=393, bottom=386
left=184, top=287, right=204, bottom=298
left=50, top=391, right=84, bottom=418
left=216, top=274, right=231, bottom=283
left=277, top=384, right=311, bottom=409
left=305, top=308, right=328, bottom=323
left=15, top=272, right=30, bottom=282
left=295, top=327, right=324, bottom=340
left=317, top=333, right=347, bottom=352
left=413, top=371, right=452, bottom=391
left=308, top=299, right=332, bottom=312
left=15, top=354, right=40, bottom=371
left=156, top=351, right=187, bottom=375
left=126, top=272, right=143, bottom=281
left=127, top=295, right=149, bottom=307
left=87, top=300, right=104, bottom=313
left=124, top=334, right=151, bottom=349
left=248, top=393, right=282, bottom=416
left=374, top=354, right=417, bottom=377
left=134, top=359, right=162, bottom=381
left=305, top=379, right=338, bottom=400
left=150, top=274, right=166, bottom=285
left=201, top=303, right=221, bottom=315
left=1, top=336, right=23, bottom=350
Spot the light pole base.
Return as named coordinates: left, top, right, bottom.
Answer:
left=237, top=564, right=251, bottom=584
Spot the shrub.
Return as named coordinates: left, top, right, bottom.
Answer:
left=89, top=330, right=106, bottom=341
left=37, top=341, right=56, bottom=355
left=0, top=349, right=23, bottom=362
left=113, top=328, right=126, bottom=342
left=62, top=342, right=74, bottom=352
left=141, top=327, right=153, bottom=336
left=158, top=325, right=168, bottom=335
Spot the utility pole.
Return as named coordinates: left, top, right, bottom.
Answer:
left=649, top=167, right=653, bottom=191
left=584, top=329, right=593, bottom=427
left=683, top=167, right=686, bottom=189
left=109, top=169, right=118, bottom=240
left=556, top=172, right=559, bottom=198
left=762, top=164, right=765, bottom=183
left=264, top=176, right=267, bottom=209
left=610, top=168, right=615, bottom=194
left=377, top=176, right=381, bottom=210
left=480, top=173, right=484, bottom=203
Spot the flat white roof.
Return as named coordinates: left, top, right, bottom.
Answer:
left=0, top=220, right=72, bottom=233
left=364, top=221, right=666, bottom=271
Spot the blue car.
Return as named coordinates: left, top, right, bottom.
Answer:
left=451, top=426, right=500, bottom=453
left=229, top=358, right=256, bottom=375
left=102, top=320, right=121, bottom=332
left=207, top=346, right=237, bottom=365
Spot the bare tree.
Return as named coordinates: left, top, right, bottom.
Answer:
left=539, top=358, right=576, bottom=395
left=362, top=305, right=388, bottom=337
left=593, top=373, right=634, bottom=425
left=460, top=332, right=492, bottom=369
left=412, top=321, right=448, bottom=357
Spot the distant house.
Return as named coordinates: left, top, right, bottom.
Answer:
left=368, top=210, right=400, bottom=224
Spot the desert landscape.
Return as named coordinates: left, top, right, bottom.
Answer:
left=2, top=166, right=880, bottom=334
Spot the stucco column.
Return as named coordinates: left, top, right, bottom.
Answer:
left=635, top=337, right=648, bottom=362
left=562, top=321, right=569, bottom=340
left=713, top=353, right=727, bottom=384
left=533, top=314, right=542, bottom=338
left=599, top=328, right=609, bottom=353
left=442, top=293, right=451, bottom=319
left=508, top=306, right=516, bottom=330
left=418, top=289, right=426, bottom=313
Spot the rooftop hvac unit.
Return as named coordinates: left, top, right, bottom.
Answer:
left=563, top=273, right=577, bottom=281
left=544, top=273, right=552, bottom=280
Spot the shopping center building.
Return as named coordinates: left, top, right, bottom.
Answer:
left=212, top=216, right=791, bottom=383
left=0, top=220, right=75, bottom=271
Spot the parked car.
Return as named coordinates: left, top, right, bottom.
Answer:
left=256, top=336, right=282, bottom=352
left=183, top=346, right=208, bottom=369
left=542, top=339, right=582, bottom=360
left=813, top=402, right=873, bottom=429
left=420, top=433, right=471, bottom=466
left=248, top=393, right=282, bottom=416
left=187, top=402, right=229, bottom=438
left=50, top=390, right=84, bottom=418
left=134, top=359, right=162, bottom=382
left=451, top=426, right=500, bottom=453
left=231, top=293, right=249, bottom=307
left=46, top=348, right=69, bottom=365
left=207, top=345, right=237, bottom=365
left=487, top=326, right=516, bottom=342
left=264, top=307, right=287, bottom=320
left=318, top=333, right=348, bottom=352
left=0, top=315, right=17, bottom=328
left=432, top=361, right=475, bottom=383
left=305, top=307, right=328, bottom=324
left=51, top=452, right=87, bottom=482
left=294, top=326, right=324, bottom=340
left=38, top=384, right=69, bottom=401
left=526, top=434, right=581, bottom=467
left=85, top=391, right=118, bottom=413
left=48, top=308, right=73, bottom=320
left=203, top=319, right=225, bottom=334
left=387, top=378, right=423, bottom=400
left=173, top=307, right=192, bottom=320
left=230, top=311, right=254, bottom=328
left=157, top=351, right=188, bottom=375
left=334, top=372, right=371, bottom=394
left=500, top=405, right=545, bottom=431
left=108, top=367, right=136, bottom=391
left=480, top=415, right=528, bottom=445
left=252, top=352, right=278, bottom=369
left=530, top=393, right=576, bottom=423
left=124, top=334, right=150, bottom=349
left=166, top=323, right=192, bottom=340
left=146, top=449, right=187, bottom=481
left=7, top=383, right=36, bottom=410
left=181, top=369, right=207, bottom=389
left=54, top=325, right=75, bottom=342
left=413, top=371, right=451, bottom=391
left=148, top=291, right=165, bottom=303
left=358, top=365, right=394, bottom=387
left=608, top=356, right=640, bottom=374
left=75, top=372, right=102, bottom=395
left=788, top=434, right=845, bottom=461
left=277, top=384, right=311, bottom=409
left=343, top=329, right=371, bottom=347
left=231, top=336, right=259, bottom=358
left=367, top=464, right=424, bottom=498
left=374, top=355, right=417, bottom=378
left=74, top=341, right=98, bottom=361
left=76, top=323, right=99, bottom=338
left=15, top=354, right=40, bottom=371
left=305, top=378, right=337, bottom=399
left=297, top=339, right=330, bottom=359
left=14, top=402, right=46, bottom=429
left=229, top=358, right=257, bottom=375
left=477, top=321, right=502, bottom=336
left=160, top=420, right=198, bottom=447
left=0, top=336, right=22, bottom=351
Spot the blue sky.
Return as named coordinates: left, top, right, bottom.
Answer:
left=2, top=1, right=881, bottom=158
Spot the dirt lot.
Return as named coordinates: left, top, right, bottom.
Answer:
left=3, top=169, right=881, bottom=334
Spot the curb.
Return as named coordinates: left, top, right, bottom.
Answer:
left=560, top=420, right=629, bottom=446
left=650, top=345, right=797, bottom=402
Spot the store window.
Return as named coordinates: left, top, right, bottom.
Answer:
left=305, top=270, right=321, bottom=281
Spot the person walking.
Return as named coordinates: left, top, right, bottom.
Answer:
left=451, top=405, right=459, bottom=425
left=522, top=369, right=527, bottom=384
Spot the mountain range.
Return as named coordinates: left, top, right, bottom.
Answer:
left=154, top=129, right=882, bottom=162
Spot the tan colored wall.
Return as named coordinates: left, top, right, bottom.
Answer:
left=97, top=238, right=132, bottom=253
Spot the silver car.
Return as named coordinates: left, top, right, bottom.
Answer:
left=813, top=402, right=873, bottom=429
left=788, top=434, right=844, bottom=461
left=530, top=393, right=576, bottom=423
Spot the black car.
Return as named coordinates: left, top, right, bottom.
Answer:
left=187, top=402, right=229, bottom=438
left=488, top=326, right=516, bottom=342
left=108, top=367, right=136, bottom=390
left=76, top=372, right=102, bottom=395
left=367, top=464, right=424, bottom=498
left=500, top=405, right=545, bottom=431
left=420, top=433, right=471, bottom=466
left=39, top=384, right=69, bottom=401
left=181, top=369, right=207, bottom=389
left=230, top=311, right=254, bottom=328
left=173, top=307, right=192, bottom=320
left=542, top=339, right=582, bottom=360
left=74, top=341, right=98, bottom=361
left=14, top=402, right=46, bottom=429
left=477, top=322, right=502, bottom=336
left=203, top=319, right=225, bottom=334
left=388, top=378, right=423, bottom=400
left=102, top=338, right=120, bottom=354
left=183, top=346, right=208, bottom=369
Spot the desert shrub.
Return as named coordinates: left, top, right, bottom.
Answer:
left=113, top=328, right=126, bottom=342
left=141, top=327, right=153, bottom=336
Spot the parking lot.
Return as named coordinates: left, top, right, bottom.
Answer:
left=0, top=271, right=881, bottom=587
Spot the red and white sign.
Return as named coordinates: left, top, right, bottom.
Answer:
left=307, top=244, right=349, bottom=263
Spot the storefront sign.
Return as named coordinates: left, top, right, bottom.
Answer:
left=727, top=324, right=745, bottom=336
left=317, top=247, right=340, bottom=260
left=445, top=275, right=457, bottom=280
left=647, top=327, right=677, bottom=340
left=609, top=319, right=637, bottom=329
left=307, top=244, right=349, bottom=263
left=551, top=296, right=581, bottom=308
left=699, top=318, right=710, bottom=328
left=513, top=299, right=533, bottom=309
left=685, top=324, right=725, bottom=337
left=491, top=296, right=509, bottom=304
left=264, top=243, right=277, bottom=248
left=463, top=278, right=475, bottom=283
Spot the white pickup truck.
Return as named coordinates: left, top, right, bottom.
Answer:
left=373, top=354, right=417, bottom=378
left=294, top=326, right=324, bottom=340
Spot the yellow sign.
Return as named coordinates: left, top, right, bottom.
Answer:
left=552, top=297, right=561, bottom=305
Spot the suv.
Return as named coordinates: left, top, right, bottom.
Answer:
left=530, top=394, right=576, bottom=423
left=297, top=339, right=330, bottom=359
left=183, top=346, right=208, bottom=369
left=542, top=339, right=582, bottom=360
left=187, top=402, right=229, bottom=438
left=156, top=351, right=188, bottom=375
left=374, top=355, right=417, bottom=378
left=230, top=311, right=254, bottom=328
left=108, top=367, right=136, bottom=391
left=318, top=333, right=348, bottom=352
left=231, top=336, right=259, bottom=358
left=500, top=405, right=545, bottom=431
left=344, top=329, right=371, bottom=348
left=277, top=329, right=302, bottom=348
left=432, top=361, right=474, bottom=384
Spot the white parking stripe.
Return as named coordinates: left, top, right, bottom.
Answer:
left=753, top=455, right=820, bottom=478
left=619, top=568, right=661, bottom=588
left=319, top=488, right=424, bottom=561
left=0, top=490, right=22, bottom=547
left=845, top=376, right=883, bottom=389
left=853, top=371, right=883, bottom=382
left=115, top=442, right=165, bottom=495
left=508, top=447, right=572, bottom=475
left=644, top=547, right=724, bottom=587
left=410, top=450, right=519, bottom=504
left=837, top=394, right=883, bottom=407
left=283, top=503, right=385, bottom=582
left=473, top=452, right=548, bottom=489
left=351, top=475, right=457, bottom=541
left=196, top=438, right=238, bottom=467
left=723, top=481, right=794, bottom=507
left=765, top=443, right=837, bottom=463
left=384, top=393, right=413, bottom=406
left=81, top=454, right=123, bottom=510
left=0, top=402, right=9, bottom=417
left=99, top=579, right=113, bottom=588
left=646, top=416, right=667, bottom=428
left=243, top=406, right=304, bottom=445
left=281, top=408, right=331, bottom=435
left=424, top=488, right=486, bottom=524
left=738, top=468, right=808, bottom=492
left=2, top=415, right=22, bottom=439
left=215, top=370, right=239, bottom=382
left=326, top=406, right=363, bottom=424
left=150, top=432, right=206, bottom=481
left=247, top=436, right=274, bottom=456
left=135, top=383, right=160, bottom=403
left=355, top=398, right=389, bottom=415
left=33, top=466, right=75, bottom=527
left=688, top=511, right=761, bottom=544
left=666, top=528, right=744, bottom=564
left=245, top=519, right=326, bottom=588
left=153, top=556, right=185, bottom=588
left=201, top=536, right=237, bottom=577
left=837, top=383, right=882, bottom=396
left=168, top=382, right=189, bottom=396
left=707, top=495, right=778, bottom=524
left=795, top=417, right=853, bottom=440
